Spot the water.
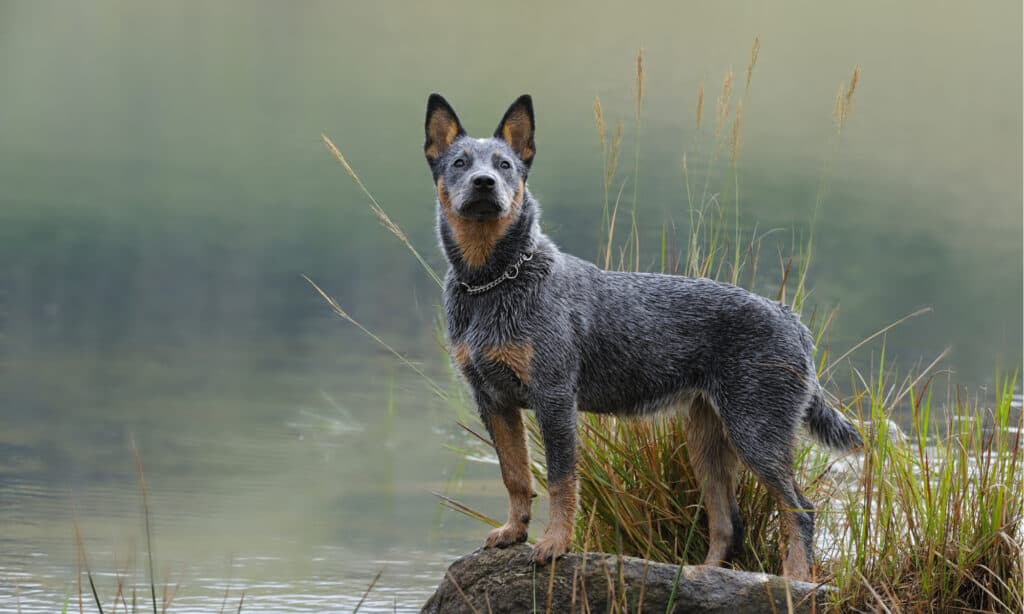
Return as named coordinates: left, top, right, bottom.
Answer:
left=1, top=1, right=1021, bottom=610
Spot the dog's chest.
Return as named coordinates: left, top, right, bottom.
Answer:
left=448, top=339, right=534, bottom=409
left=446, top=296, right=534, bottom=400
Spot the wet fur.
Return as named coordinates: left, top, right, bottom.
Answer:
left=424, top=93, right=863, bottom=580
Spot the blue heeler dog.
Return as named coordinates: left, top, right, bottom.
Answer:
left=424, top=93, right=863, bottom=580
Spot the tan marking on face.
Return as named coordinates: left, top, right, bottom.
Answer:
left=450, top=342, right=471, bottom=369
left=545, top=474, right=578, bottom=544
left=510, top=177, right=524, bottom=207
left=490, top=411, right=534, bottom=528
left=500, top=109, right=534, bottom=162
left=436, top=177, right=524, bottom=268
left=425, top=111, right=460, bottom=161
left=483, top=340, right=532, bottom=384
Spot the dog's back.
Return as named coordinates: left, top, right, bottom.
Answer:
left=554, top=252, right=816, bottom=420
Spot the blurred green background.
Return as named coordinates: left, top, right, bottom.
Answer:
left=0, top=1, right=1020, bottom=610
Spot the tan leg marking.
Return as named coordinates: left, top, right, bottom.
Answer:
left=485, top=410, right=535, bottom=548
left=437, top=177, right=523, bottom=267
left=531, top=474, right=577, bottom=564
left=778, top=497, right=812, bottom=581
left=483, top=341, right=533, bottom=384
left=684, top=396, right=741, bottom=566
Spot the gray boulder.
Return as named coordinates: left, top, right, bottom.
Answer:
left=422, top=544, right=832, bottom=613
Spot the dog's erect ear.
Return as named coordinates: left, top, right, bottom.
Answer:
left=494, top=95, right=535, bottom=167
left=424, top=94, right=465, bottom=164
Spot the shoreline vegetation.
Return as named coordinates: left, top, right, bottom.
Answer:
left=318, top=40, right=1022, bottom=612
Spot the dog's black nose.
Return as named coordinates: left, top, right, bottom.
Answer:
left=471, top=174, right=497, bottom=190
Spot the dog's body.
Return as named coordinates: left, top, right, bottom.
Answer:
left=424, top=94, right=862, bottom=580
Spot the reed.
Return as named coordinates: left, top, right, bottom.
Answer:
left=832, top=65, right=861, bottom=133
left=322, top=134, right=443, bottom=288
left=694, top=81, right=704, bottom=131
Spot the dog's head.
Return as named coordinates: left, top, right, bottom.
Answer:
left=424, top=94, right=535, bottom=223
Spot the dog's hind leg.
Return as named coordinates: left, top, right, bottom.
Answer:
left=721, top=412, right=815, bottom=581
left=484, top=408, right=536, bottom=548
left=783, top=485, right=816, bottom=580
left=768, top=479, right=814, bottom=581
left=684, top=396, right=743, bottom=566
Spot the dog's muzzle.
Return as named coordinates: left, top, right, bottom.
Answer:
left=456, top=173, right=508, bottom=220
left=461, top=197, right=504, bottom=220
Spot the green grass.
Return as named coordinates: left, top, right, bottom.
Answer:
left=831, top=369, right=1022, bottom=611
left=318, top=39, right=1023, bottom=613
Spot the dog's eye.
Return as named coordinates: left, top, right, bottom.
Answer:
left=499, top=160, right=512, bottom=170
left=453, top=159, right=466, bottom=168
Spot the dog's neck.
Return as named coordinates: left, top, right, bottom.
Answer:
left=438, top=193, right=542, bottom=287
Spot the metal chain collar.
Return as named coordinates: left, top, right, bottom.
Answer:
left=459, top=252, right=535, bottom=295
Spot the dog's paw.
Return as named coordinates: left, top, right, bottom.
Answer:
left=529, top=531, right=571, bottom=564
left=485, top=523, right=528, bottom=548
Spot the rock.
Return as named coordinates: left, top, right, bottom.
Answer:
left=422, top=544, right=832, bottom=613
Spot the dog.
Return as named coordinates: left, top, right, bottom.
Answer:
left=424, top=93, right=863, bottom=580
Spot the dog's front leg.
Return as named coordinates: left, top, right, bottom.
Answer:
left=483, top=407, right=535, bottom=548
left=529, top=395, right=578, bottom=564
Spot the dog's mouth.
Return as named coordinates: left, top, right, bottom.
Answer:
left=459, top=198, right=505, bottom=221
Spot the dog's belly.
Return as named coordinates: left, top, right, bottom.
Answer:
left=575, top=353, right=706, bottom=417
left=577, top=387, right=701, bottom=417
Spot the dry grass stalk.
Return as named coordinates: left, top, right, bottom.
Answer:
left=302, top=275, right=449, bottom=399
left=730, top=99, right=744, bottom=165
left=833, top=84, right=845, bottom=126
left=130, top=441, right=159, bottom=614
left=746, top=36, right=760, bottom=94
left=352, top=568, right=385, bottom=614
left=833, top=65, right=862, bottom=130
left=74, top=521, right=104, bottom=614
left=846, top=64, right=860, bottom=105
left=695, top=81, right=705, bottom=130
left=635, top=48, right=645, bottom=115
left=716, top=68, right=734, bottom=135
left=606, top=123, right=623, bottom=189
left=629, top=46, right=646, bottom=274
left=445, top=571, right=482, bottom=614
left=322, top=133, right=443, bottom=287
left=593, top=96, right=606, bottom=151
left=603, top=180, right=627, bottom=270
left=161, top=579, right=179, bottom=613
left=321, top=133, right=359, bottom=184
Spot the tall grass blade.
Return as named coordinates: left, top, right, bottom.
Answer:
left=822, top=307, right=932, bottom=377
left=130, top=440, right=158, bottom=614
left=431, top=492, right=502, bottom=528
left=352, top=568, right=385, bottom=614
left=302, top=275, right=448, bottom=400
left=321, top=134, right=443, bottom=288
left=73, top=521, right=104, bottom=614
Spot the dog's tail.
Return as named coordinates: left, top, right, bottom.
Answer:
left=804, top=392, right=863, bottom=450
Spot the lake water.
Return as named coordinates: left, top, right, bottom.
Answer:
left=1, top=1, right=1021, bottom=611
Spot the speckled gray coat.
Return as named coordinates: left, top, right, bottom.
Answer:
left=424, top=93, right=862, bottom=578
